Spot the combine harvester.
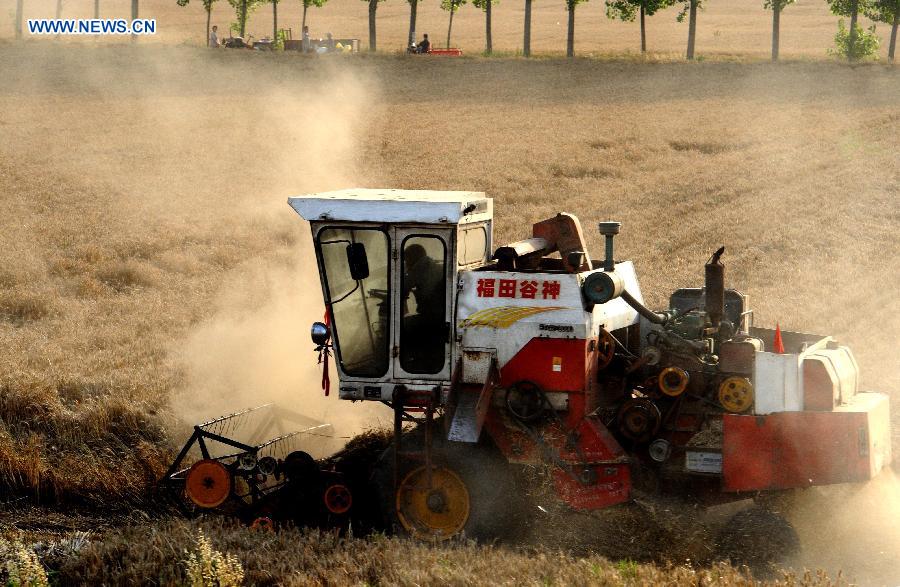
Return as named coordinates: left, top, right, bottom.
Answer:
left=165, top=189, right=891, bottom=552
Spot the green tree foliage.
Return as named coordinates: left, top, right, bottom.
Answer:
left=472, top=0, right=498, bottom=53
left=301, top=0, right=328, bottom=31
left=225, top=0, right=266, bottom=37
left=829, top=18, right=881, bottom=58
left=764, top=0, right=795, bottom=60
left=826, top=0, right=872, bottom=60
left=565, top=0, right=590, bottom=57
left=605, top=0, right=675, bottom=52
left=441, top=0, right=467, bottom=48
left=865, top=0, right=899, bottom=60
left=176, top=0, right=220, bottom=46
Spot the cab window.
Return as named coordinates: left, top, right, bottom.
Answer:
left=458, top=225, right=487, bottom=266
left=317, top=227, right=390, bottom=378
left=400, top=236, right=447, bottom=374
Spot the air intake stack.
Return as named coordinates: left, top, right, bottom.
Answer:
left=597, top=221, right=621, bottom=272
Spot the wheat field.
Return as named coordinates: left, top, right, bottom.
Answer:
left=0, top=14, right=898, bottom=583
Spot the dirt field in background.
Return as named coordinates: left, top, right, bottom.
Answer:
left=0, top=44, right=898, bottom=582
left=2, top=0, right=897, bottom=58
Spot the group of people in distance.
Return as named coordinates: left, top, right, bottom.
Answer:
left=208, top=24, right=349, bottom=53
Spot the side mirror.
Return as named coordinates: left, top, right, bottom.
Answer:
left=346, top=242, right=369, bottom=281
left=311, top=321, right=331, bottom=346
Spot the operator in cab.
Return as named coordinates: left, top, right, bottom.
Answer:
left=402, top=243, right=445, bottom=373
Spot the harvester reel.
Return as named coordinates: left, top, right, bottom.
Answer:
left=596, top=328, right=616, bottom=370
left=396, top=466, right=470, bottom=540
left=617, top=398, right=662, bottom=442
left=718, top=377, right=754, bottom=413
left=658, top=367, right=689, bottom=397
left=505, top=380, right=548, bottom=423
left=185, top=459, right=232, bottom=509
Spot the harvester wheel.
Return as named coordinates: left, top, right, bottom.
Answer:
left=373, top=427, right=524, bottom=542
left=185, top=459, right=232, bottom=509
left=714, top=505, right=799, bottom=577
left=323, top=483, right=353, bottom=515
left=395, top=466, right=470, bottom=539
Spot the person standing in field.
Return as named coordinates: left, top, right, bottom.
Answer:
left=209, top=25, right=219, bottom=48
left=302, top=26, right=310, bottom=52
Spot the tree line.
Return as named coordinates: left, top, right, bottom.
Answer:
left=12, top=0, right=898, bottom=61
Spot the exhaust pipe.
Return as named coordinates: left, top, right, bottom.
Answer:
left=705, top=246, right=726, bottom=328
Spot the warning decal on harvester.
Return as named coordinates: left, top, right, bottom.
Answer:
left=685, top=451, right=723, bottom=474
left=459, top=306, right=566, bottom=329
left=552, top=357, right=562, bottom=372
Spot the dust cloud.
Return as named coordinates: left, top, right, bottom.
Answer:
left=1, top=44, right=391, bottom=457
left=784, top=468, right=900, bottom=585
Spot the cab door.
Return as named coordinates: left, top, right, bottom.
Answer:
left=392, top=227, right=454, bottom=382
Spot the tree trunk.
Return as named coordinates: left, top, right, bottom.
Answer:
left=447, top=9, right=454, bottom=48
left=206, top=5, right=211, bottom=46
left=486, top=0, right=493, bottom=53
left=369, top=0, right=377, bottom=51
left=848, top=0, right=859, bottom=61
left=131, top=0, right=139, bottom=41
left=888, top=2, right=898, bottom=62
left=408, top=0, right=418, bottom=47
left=273, top=0, right=278, bottom=45
left=524, top=0, right=532, bottom=56
left=240, top=0, right=248, bottom=37
left=15, top=0, right=23, bottom=39
left=302, top=3, right=307, bottom=29
left=686, top=0, right=697, bottom=60
left=566, top=1, right=575, bottom=57
left=772, top=1, right=780, bottom=61
left=640, top=2, right=646, bottom=53
left=94, top=0, right=100, bottom=18
left=55, top=0, right=61, bottom=19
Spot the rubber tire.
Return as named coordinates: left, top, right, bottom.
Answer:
left=372, top=426, right=525, bottom=542
left=714, top=505, right=800, bottom=577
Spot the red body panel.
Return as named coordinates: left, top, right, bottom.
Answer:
left=487, top=337, right=630, bottom=510
left=500, top=337, right=591, bottom=394
left=722, top=392, right=891, bottom=492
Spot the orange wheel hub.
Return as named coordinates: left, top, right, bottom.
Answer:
left=185, top=459, right=231, bottom=508
left=396, top=466, right=470, bottom=540
left=323, top=483, right=353, bottom=515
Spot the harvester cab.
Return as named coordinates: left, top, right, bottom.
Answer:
left=290, top=189, right=495, bottom=391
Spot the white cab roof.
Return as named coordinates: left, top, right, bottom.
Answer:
left=288, top=189, right=492, bottom=224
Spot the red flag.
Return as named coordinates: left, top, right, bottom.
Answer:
left=773, top=323, right=785, bottom=354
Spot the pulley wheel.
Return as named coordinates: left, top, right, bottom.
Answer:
left=658, top=367, right=689, bottom=397
left=505, top=380, right=547, bottom=423
left=719, top=377, right=754, bottom=413
left=185, top=459, right=231, bottom=509
left=617, top=398, right=662, bottom=443
left=323, top=483, right=353, bottom=515
left=396, top=466, right=470, bottom=540
left=596, top=329, right=616, bottom=370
